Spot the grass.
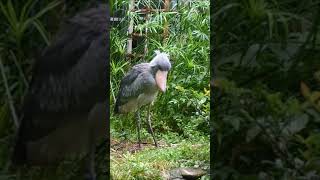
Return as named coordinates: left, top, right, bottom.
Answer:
left=111, top=134, right=210, bottom=179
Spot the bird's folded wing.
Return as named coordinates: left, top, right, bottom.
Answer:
left=115, top=64, right=152, bottom=108
left=20, top=5, right=109, bottom=140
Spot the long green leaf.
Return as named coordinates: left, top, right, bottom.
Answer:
left=32, top=19, right=50, bottom=45
left=6, top=0, right=18, bottom=28
left=32, top=0, right=61, bottom=20
left=0, top=56, right=18, bottom=128
left=0, top=2, right=10, bottom=21
left=19, top=0, right=34, bottom=22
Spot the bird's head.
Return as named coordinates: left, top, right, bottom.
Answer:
left=150, top=50, right=171, bottom=92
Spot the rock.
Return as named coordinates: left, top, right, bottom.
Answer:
left=169, top=168, right=184, bottom=179
left=165, top=167, right=207, bottom=180
left=179, top=168, right=206, bottom=179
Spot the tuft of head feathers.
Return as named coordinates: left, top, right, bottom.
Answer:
left=150, top=50, right=171, bottom=71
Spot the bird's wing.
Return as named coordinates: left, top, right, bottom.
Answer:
left=19, top=4, right=109, bottom=141
left=33, top=4, right=108, bottom=76
left=114, top=63, right=154, bottom=112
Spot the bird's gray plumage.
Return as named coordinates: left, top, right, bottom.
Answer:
left=13, top=4, right=109, bottom=172
left=30, top=5, right=108, bottom=114
left=114, top=51, right=171, bottom=114
left=115, top=63, right=157, bottom=113
left=114, top=51, right=171, bottom=148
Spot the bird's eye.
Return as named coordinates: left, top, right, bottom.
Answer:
left=159, top=66, right=166, bottom=71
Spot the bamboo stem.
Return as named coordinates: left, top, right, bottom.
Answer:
left=163, top=0, right=170, bottom=42
left=126, top=0, right=135, bottom=57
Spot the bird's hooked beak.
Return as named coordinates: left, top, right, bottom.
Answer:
left=155, top=70, right=168, bottom=92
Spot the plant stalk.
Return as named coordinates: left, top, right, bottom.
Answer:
left=0, top=56, right=19, bottom=128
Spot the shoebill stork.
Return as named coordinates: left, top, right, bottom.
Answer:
left=114, top=50, right=171, bottom=148
left=12, top=4, right=109, bottom=180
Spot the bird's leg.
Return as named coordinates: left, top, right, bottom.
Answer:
left=120, top=115, right=127, bottom=141
left=147, top=104, right=158, bottom=147
left=136, top=110, right=142, bottom=148
left=84, top=141, right=96, bottom=180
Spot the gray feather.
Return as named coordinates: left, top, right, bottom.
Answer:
left=13, top=4, right=109, bottom=166
left=15, top=4, right=109, bottom=147
left=114, top=63, right=156, bottom=113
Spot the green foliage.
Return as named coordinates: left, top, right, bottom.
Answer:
left=111, top=137, right=209, bottom=180
left=0, top=1, right=62, bottom=178
left=213, top=0, right=320, bottom=178
left=111, top=0, right=210, bottom=136
left=0, top=0, right=61, bottom=48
